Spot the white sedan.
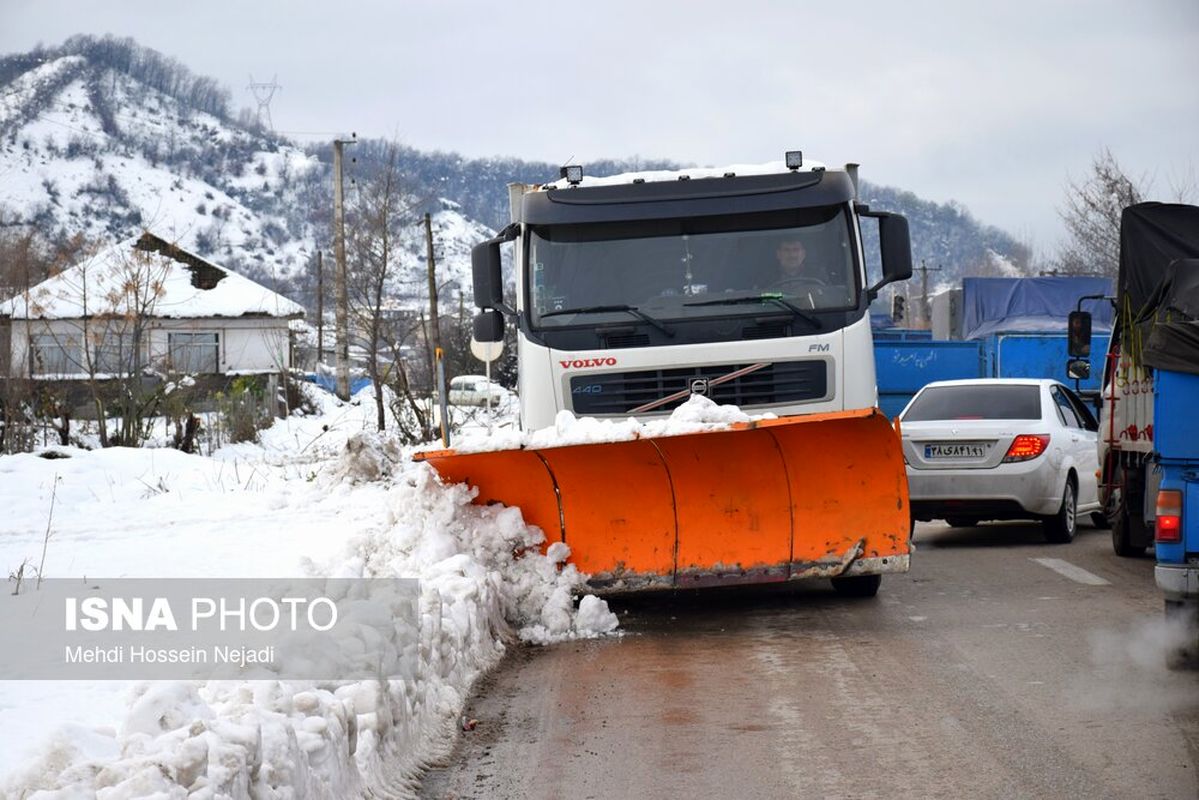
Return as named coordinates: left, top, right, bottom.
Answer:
left=900, top=378, right=1102, bottom=543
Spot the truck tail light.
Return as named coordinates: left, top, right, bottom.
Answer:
left=1155, top=489, right=1183, bottom=543
left=1002, top=434, right=1050, bottom=463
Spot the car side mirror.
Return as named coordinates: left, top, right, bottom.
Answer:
left=1067, top=358, right=1090, bottom=380
left=1067, top=311, right=1091, bottom=357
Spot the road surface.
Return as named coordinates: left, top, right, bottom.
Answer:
left=421, top=521, right=1199, bottom=799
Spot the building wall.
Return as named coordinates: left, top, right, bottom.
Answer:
left=6, top=316, right=292, bottom=378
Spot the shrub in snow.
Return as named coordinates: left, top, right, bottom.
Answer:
left=214, top=375, right=272, bottom=445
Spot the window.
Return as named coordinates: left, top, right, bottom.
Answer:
left=1051, top=387, right=1081, bottom=428
left=168, top=332, right=219, bottom=373
left=1061, top=385, right=1099, bottom=432
left=29, top=333, right=81, bottom=375
left=92, top=331, right=137, bottom=374
left=902, top=384, right=1042, bottom=421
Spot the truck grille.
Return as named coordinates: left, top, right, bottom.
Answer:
left=569, top=360, right=828, bottom=415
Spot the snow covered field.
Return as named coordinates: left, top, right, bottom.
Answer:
left=0, top=388, right=620, bottom=797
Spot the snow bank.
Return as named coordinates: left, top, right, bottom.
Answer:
left=0, top=397, right=617, bottom=798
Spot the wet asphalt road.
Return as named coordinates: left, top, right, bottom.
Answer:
left=420, top=521, right=1199, bottom=799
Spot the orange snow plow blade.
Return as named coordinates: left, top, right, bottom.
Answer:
left=415, top=408, right=910, bottom=592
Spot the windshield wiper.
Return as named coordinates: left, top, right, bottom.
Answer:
left=684, top=293, right=823, bottom=330
left=540, top=304, right=675, bottom=337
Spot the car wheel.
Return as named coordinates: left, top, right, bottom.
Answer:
left=1043, top=479, right=1077, bottom=543
left=1111, top=505, right=1148, bottom=557
left=1089, top=512, right=1110, bottom=529
left=945, top=516, right=979, bottom=528
left=1110, top=464, right=1150, bottom=557
left=830, top=574, right=882, bottom=598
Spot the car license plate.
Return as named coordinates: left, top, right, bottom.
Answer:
left=924, top=442, right=987, bottom=459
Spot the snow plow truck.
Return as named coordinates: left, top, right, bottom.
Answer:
left=416, top=153, right=915, bottom=595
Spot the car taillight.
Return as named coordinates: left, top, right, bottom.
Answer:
left=1002, top=434, right=1050, bottom=463
left=1156, top=489, right=1183, bottom=543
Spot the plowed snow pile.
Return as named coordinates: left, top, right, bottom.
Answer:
left=0, top=390, right=618, bottom=798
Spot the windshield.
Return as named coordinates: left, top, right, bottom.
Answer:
left=902, top=384, right=1042, bottom=421
left=528, top=206, right=858, bottom=327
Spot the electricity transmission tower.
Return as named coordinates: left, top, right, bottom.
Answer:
left=246, top=74, right=281, bottom=131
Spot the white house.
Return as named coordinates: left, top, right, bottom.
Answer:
left=1, top=233, right=304, bottom=381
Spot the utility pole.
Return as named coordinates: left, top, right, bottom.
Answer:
left=315, top=250, right=324, bottom=365
left=425, top=212, right=450, bottom=446
left=332, top=134, right=356, bottom=400
left=914, top=260, right=943, bottom=328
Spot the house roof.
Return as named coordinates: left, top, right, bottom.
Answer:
left=1, top=233, right=305, bottom=321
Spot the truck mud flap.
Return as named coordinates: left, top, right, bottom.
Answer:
left=415, top=408, right=911, bottom=593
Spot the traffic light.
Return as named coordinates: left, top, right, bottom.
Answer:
left=891, top=294, right=906, bottom=325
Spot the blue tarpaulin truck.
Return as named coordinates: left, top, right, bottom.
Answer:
left=1070, top=203, right=1199, bottom=667
left=874, top=276, right=1112, bottom=418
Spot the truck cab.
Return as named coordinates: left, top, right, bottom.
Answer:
left=471, top=155, right=912, bottom=430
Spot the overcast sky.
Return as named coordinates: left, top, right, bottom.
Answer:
left=2, top=0, right=1196, bottom=257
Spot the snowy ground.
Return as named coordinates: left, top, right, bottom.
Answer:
left=0, top=386, right=619, bottom=798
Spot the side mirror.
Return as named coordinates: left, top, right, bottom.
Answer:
left=1067, top=358, right=1091, bottom=380
left=862, top=210, right=913, bottom=299
left=878, top=214, right=914, bottom=284
left=470, top=309, right=505, bottom=363
left=471, top=241, right=504, bottom=310
left=1067, top=311, right=1091, bottom=357
left=471, top=224, right=519, bottom=313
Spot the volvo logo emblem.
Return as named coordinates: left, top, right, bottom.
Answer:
left=689, top=378, right=710, bottom=396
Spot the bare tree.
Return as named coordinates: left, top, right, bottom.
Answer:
left=0, top=219, right=92, bottom=453
left=0, top=213, right=90, bottom=301
left=85, top=245, right=171, bottom=446
left=347, top=153, right=393, bottom=430
left=1056, top=149, right=1146, bottom=278
left=21, top=241, right=172, bottom=447
left=383, top=318, right=437, bottom=444
left=346, top=143, right=422, bottom=431
left=1056, top=149, right=1199, bottom=278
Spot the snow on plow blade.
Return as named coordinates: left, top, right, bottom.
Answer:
left=415, top=408, right=910, bottom=592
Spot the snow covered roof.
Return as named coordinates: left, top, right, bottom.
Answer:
left=1, top=233, right=305, bottom=320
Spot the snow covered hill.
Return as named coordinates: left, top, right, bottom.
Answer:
left=0, top=38, right=492, bottom=309
left=1, top=34, right=1033, bottom=315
